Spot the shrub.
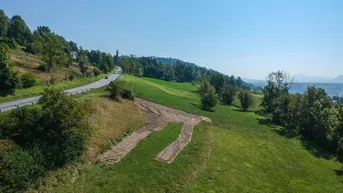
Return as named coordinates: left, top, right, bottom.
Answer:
left=106, top=81, right=124, bottom=101
left=200, top=82, right=217, bottom=111
left=21, top=73, right=37, bottom=88
left=0, top=140, right=41, bottom=193
left=121, top=89, right=134, bottom=100
left=85, top=71, right=94, bottom=77
left=238, top=90, right=254, bottom=111
left=221, top=84, right=238, bottom=105
left=93, top=68, right=101, bottom=76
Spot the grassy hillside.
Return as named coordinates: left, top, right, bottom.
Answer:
left=0, top=50, right=115, bottom=103
left=40, top=74, right=343, bottom=192
left=10, top=49, right=94, bottom=83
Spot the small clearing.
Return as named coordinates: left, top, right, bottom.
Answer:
left=98, top=98, right=211, bottom=164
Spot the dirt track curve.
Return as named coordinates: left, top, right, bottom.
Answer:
left=98, top=98, right=211, bottom=164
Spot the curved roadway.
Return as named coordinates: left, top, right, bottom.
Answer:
left=0, top=67, right=122, bottom=112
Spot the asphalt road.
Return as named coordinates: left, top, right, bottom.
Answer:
left=0, top=67, right=122, bottom=113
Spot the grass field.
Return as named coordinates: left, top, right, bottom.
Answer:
left=39, top=74, right=343, bottom=193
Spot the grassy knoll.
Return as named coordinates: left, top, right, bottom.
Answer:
left=35, top=74, right=343, bottom=192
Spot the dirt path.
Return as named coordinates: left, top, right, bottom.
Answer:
left=98, top=98, right=211, bottom=164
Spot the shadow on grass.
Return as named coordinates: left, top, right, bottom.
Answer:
left=233, top=109, right=254, bottom=113
left=257, top=118, right=277, bottom=128
left=300, top=138, right=334, bottom=160
left=273, top=127, right=298, bottom=138
left=0, top=90, right=14, bottom=97
left=334, top=170, right=343, bottom=176
left=191, top=102, right=215, bottom=112
left=257, top=116, right=336, bottom=161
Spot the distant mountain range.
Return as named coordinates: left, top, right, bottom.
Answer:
left=244, top=74, right=343, bottom=84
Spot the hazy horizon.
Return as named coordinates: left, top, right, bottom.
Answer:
left=2, top=0, right=343, bottom=79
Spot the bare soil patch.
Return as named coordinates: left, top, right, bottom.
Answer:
left=98, top=98, right=211, bottom=164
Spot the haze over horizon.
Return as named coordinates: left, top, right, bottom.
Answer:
left=3, top=0, right=343, bottom=79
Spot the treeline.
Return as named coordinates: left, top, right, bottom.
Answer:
left=119, top=55, right=252, bottom=89
left=0, top=88, right=91, bottom=192
left=0, top=9, right=118, bottom=92
left=261, top=71, right=343, bottom=162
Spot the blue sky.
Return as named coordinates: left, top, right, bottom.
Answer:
left=2, top=0, right=343, bottom=79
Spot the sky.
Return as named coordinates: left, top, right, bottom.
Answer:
left=2, top=0, right=343, bottom=79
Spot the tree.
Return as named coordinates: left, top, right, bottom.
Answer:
left=0, top=10, right=9, bottom=38
left=7, top=15, right=32, bottom=46
left=221, top=84, right=238, bottom=105
left=33, top=26, right=51, bottom=36
left=261, top=71, right=293, bottom=115
left=68, top=41, right=78, bottom=53
left=238, top=90, right=254, bottom=111
left=114, top=49, right=119, bottom=66
left=0, top=43, right=19, bottom=92
left=210, top=74, right=225, bottom=93
left=33, top=32, right=67, bottom=72
left=198, top=82, right=212, bottom=96
left=78, top=53, right=88, bottom=75
left=200, top=82, right=217, bottom=111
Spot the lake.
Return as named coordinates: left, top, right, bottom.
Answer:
left=250, top=82, right=343, bottom=97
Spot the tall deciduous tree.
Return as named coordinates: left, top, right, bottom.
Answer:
left=221, top=84, right=238, bottom=105
left=33, top=32, right=67, bottom=72
left=238, top=90, right=254, bottom=111
left=0, top=10, right=9, bottom=38
left=0, top=43, right=19, bottom=92
left=78, top=53, right=88, bottom=75
left=8, top=15, right=32, bottom=46
left=261, top=71, right=293, bottom=115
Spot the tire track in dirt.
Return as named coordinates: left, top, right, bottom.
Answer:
left=98, top=98, right=211, bottom=164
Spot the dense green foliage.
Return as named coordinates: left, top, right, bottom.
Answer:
left=221, top=84, right=238, bottom=105
left=0, top=43, right=19, bottom=92
left=0, top=10, right=9, bottom=38
left=106, top=81, right=124, bottom=101
left=238, top=90, right=255, bottom=111
left=119, top=55, right=252, bottom=90
left=7, top=15, right=32, bottom=46
left=78, top=52, right=88, bottom=75
left=20, top=73, right=37, bottom=88
left=0, top=88, right=90, bottom=192
left=106, top=80, right=134, bottom=101
left=199, top=82, right=218, bottom=111
left=261, top=71, right=343, bottom=164
left=33, top=32, right=68, bottom=72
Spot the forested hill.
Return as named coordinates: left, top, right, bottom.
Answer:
left=120, top=56, right=254, bottom=91
left=155, top=57, right=196, bottom=67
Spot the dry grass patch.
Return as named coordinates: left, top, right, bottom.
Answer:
left=85, top=97, right=144, bottom=161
